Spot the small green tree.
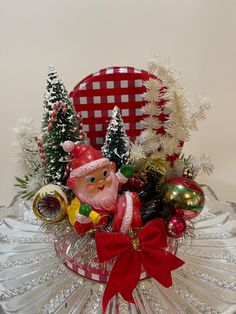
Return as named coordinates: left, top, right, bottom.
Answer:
left=42, top=65, right=79, bottom=184
left=101, top=106, right=130, bottom=168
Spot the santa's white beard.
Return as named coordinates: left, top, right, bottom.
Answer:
left=77, top=173, right=119, bottom=212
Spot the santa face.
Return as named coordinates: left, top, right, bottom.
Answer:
left=71, top=163, right=119, bottom=212
left=85, top=166, right=113, bottom=195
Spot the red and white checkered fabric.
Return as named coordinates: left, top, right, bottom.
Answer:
left=70, top=66, right=158, bottom=149
left=64, top=258, right=149, bottom=283
left=58, top=237, right=149, bottom=283
left=64, top=258, right=110, bottom=283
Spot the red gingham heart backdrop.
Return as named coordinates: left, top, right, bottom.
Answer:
left=70, top=66, right=159, bottom=149
left=70, top=66, right=182, bottom=161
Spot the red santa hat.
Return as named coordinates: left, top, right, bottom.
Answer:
left=62, top=141, right=110, bottom=178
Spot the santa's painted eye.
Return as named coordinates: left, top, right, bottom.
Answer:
left=87, top=176, right=95, bottom=184
left=101, top=170, right=108, bottom=178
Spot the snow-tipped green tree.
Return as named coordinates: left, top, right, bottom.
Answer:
left=101, top=106, right=130, bottom=168
left=42, top=65, right=80, bottom=184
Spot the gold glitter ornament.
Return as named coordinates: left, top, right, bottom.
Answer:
left=142, top=153, right=168, bottom=177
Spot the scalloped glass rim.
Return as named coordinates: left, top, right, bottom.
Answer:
left=0, top=185, right=235, bottom=314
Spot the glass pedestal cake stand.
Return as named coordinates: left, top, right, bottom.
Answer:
left=0, top=186, right=235, bottom=314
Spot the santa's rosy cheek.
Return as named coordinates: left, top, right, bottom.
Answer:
left=87, top=184, right=96, bottom=191
left=105, top=176, right=112, bottom=186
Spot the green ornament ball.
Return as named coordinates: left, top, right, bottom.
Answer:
left=120, top=164, right=134, bottom=178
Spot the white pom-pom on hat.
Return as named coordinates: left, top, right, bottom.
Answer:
left=62, top=140, right=75, bottom=153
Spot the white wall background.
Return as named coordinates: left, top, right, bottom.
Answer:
left=0, top=0, right=235, bottom=205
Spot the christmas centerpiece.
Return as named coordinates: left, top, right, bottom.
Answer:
left=11, top=57, right=234, bottom=314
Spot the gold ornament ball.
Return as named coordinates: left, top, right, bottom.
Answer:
left=32, top=184, right=68, bottom=223
left=161, top=176, right=205, bottom=219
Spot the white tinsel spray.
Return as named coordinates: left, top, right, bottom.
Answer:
left=138, top=56, right=212, bottom=159
left=189, top=154, right=214, bottom=176
left=13, top=118, right=40, bottom=173
left=13, top=118, right=44, bottom=199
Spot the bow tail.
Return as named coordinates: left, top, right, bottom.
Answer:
left=142, top=249, right=185, bottom=288
left=102, top=250, right=141, bottom=311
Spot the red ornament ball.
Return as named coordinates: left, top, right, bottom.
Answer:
left=166, top=215, right=187, bottom=238
left=122, top=176, right=147, bottom=192
left=170, top=206, right=185, bottom=218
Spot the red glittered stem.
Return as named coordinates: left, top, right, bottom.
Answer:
left=35, top=137, right=46, bottom=166
left=48, top=101, right=67, bottom=131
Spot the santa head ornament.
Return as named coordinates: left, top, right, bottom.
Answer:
left=62, top=141, right=111, bottom=183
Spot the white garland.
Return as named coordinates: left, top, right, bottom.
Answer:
left=13, top=118, right=44, bottom=198
left=13, top=118, right=40, bottom=174
left=187, top=95, right=212, bottom=131
left=137, top=57, right=212, bottom=159
left=189, top=154, right=214, bottom=176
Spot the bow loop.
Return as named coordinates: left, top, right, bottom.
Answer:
left=138, top=217, right=167, bottom=250
left=96, top=232, right=131, bottom=263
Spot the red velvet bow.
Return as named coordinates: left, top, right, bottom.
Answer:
left=95, top=218, right=184, bottom=311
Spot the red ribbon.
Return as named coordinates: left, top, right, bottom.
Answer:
left=95, top=218, right=185, bottom=311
